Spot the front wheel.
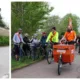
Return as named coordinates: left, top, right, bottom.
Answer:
left=58, top=54, right=62, bottom=75
left=46, top=49, right=53, bottom=64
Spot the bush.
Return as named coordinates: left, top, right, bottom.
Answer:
left=0, top=36, right=9, bottom=46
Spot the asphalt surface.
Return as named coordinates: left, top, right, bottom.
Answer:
left=0, top=47, right=9, bottom=78
left=12, top=50, right=80, bottom=78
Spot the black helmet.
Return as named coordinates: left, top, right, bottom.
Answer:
left=52, top=27, right=56, bottom=30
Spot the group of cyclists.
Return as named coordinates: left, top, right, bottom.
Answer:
left=12, top=24, right=80, bottom=61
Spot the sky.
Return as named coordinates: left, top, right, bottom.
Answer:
left=0, top=0, right=10, bottom=26
left=0, top=0, right=80, bottom=26
left=48, top=0, right=80, bottom=18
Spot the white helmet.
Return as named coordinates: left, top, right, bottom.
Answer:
left=24, top=33, right=29, bottom=37
left=18, top=28, right=22, bottom=31
left=34, top=34, right=37, bottom=38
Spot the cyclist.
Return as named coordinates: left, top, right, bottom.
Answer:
left=40, top=32, right=47, bottom=57
left=31, top=34, right=40, bottom=60
left=60, top=26, right=76, bottom=45
left=46, top=27, right=59, bottom=47
left=13, top=28, right=24, bottom=61
left=45, top=27, right=59, bottom=63
left=60, top=18, right=76, bottom=44
left=23, top=33, right=31, bottom=56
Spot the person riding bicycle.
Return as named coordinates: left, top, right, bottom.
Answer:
left=13, top=28, right=24, bottom=61
left=46, top=27, right=59, bottom=47
left=40, top=32, right=47, bottom=57
left=45, top=27, right=59, bottom=61
left=60, top=18, right=76, bottom=45
left=23, top=33, right=31, bottom=56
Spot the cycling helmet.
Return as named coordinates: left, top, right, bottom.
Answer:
left=24, top=33, right=29, bottom=37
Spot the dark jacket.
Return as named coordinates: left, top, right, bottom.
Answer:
left=23, top=37, right=30, bottom=44
left=77, top=36, right=80, bottom=43
left=23, top=37, right=30, bottom=51
left=40, top=36, right=47, bottom=45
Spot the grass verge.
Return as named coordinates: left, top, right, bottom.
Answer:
left=11, top=56, right=44, bottom=71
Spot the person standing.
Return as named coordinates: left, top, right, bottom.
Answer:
left=40, top=32, right=47, bottom=57
left=13, top=28, right=24, bottom=61
left=31, top=34, right=39, bottom=60
left=23, top=33, right=31, bottom=57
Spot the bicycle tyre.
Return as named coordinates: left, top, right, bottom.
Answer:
left=58, top=54, right=62, bottom=75
left=47, top=49, right=53, bottom=64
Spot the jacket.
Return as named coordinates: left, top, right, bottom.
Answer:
left=46, top=31, right=59, bottom=43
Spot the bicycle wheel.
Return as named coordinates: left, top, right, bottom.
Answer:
left=58, top=54, right=62, bottom=75
left=36, top=47, right=40, bottom=59
left=26, top=50, right=31, bottom=58
left=47, top=49, right=53, bottom=64
left=40, top=47, right=45, bottom=58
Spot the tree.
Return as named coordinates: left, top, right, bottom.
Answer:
left=0, top=14, right=5, bottom=27
left=42, top=15, right=60, bottom=34
left=42, top=13, right=80, bottom=39
left=11, top=2, right=53, bottom=37
left=59, top=13, right=79, bottom=35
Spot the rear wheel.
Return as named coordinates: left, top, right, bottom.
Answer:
left=40, top=47, right=44, bottom=57
left=26, top=50, right=31, bottom=58
left=58, top=54, right=62, bottom=75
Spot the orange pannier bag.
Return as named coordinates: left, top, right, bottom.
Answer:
left=53, top=44, right=75, bottom=63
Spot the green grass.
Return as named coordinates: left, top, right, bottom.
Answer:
left=0, top=36, right=9, bottom=46
left=11, top=56, right=44, bottom=71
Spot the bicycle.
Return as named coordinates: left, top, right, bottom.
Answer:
left=11, top=43, right=25, bottom=61
left=53, top=41, right=75, bottom=75
left=39, top=43, right=47, bottom=58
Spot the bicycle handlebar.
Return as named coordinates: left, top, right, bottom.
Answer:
left=60, top=40, right=76, bottom=44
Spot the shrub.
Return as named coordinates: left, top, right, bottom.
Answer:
left=0, top=36, right=9, bottom=46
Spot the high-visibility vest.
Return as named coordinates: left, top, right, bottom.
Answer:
left=46, top=31, right=59, bottom=42
left=50, top=32, right=56, bottom=42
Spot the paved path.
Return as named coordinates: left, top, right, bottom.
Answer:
left=12, top=50, right=80, bottom=78
left=0, top=47, right=9, bottom=78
